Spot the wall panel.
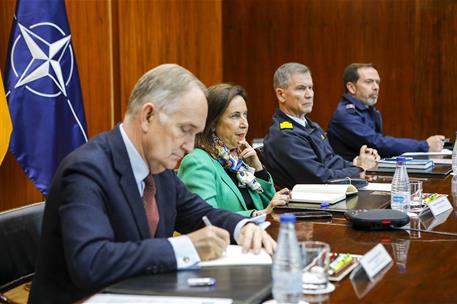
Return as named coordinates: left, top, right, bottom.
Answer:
left=223, top=0, right=454, bottom=143
left=117, top=0, right=222, bottom=115
left=223, top=0, right=419, bottom=140
left=414, top=0, right=457, bottom=139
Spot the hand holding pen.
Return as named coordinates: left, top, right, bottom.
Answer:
left=186, top=216, right=229, bottom=261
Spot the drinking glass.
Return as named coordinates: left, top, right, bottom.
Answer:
left=300, top=241, right=330, bottom=291
left=409, top=181, right=423, bottom=212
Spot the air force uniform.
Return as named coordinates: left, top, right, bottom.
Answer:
left=262, top=109, right=362, bottom=189
left=327, top=94, right=428, bottom=160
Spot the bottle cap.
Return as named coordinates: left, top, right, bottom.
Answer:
left=279, top=213, right=296, bottom=223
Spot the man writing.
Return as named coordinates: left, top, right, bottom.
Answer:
left=327, top=63, right=444, bottom=160
left=262, top=62, right=378, bottom=189
left=29, top=64, right=275, bottom=303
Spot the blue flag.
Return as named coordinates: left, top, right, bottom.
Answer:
left=5, top=0, right=88, bottom=196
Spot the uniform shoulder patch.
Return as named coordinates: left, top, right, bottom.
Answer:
left=279, top=121, right=293, bottom=129
left=345, top=104, right=355, bottom=109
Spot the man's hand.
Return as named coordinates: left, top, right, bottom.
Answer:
left=354, top=145, right=379, bottom=170
left=187, top=226, right=230, bottom=261
left=236, top=223, right=276, bottom=256
left=427, top=135, right=445, bottom=152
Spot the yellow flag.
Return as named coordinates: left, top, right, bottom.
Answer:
left=0, top=72, right=12, bottom=165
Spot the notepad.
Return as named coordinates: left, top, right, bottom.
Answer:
left=199, top=245, right=272, bottom=267
left=289, top=184, right=358, bottom=204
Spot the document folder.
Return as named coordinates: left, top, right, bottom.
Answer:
left=103, top=265, right=272, bottom=304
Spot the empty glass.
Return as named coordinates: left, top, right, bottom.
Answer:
left=300, top=241, right=330, bottom=291
left=409, top=181, right=423, bottom=212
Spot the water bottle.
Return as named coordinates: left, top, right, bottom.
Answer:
left=272, top=214, right=302, bottom=304
left=452, top=131, right=457, bottom=173
left=391, top=156, right=410, bottom=213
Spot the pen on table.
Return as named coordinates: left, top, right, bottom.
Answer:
left=202, top=215, right=212, bottom=227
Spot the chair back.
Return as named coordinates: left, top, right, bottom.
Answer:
left=0, top=202, right=44, bottom=292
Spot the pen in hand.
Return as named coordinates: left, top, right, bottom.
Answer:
left=202, top=215, right=228, bottom=256
left=202, top=215, right=212, bottom=227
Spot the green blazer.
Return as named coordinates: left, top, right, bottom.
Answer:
left=178, top=148, right=276, bottom=217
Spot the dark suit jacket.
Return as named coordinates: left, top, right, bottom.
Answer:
left=28, top=125, right=244, bottom=304
left=262, top=109, right=362, bottom=188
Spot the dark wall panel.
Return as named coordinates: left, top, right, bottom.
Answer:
left=117, top=0, right=222, bottom=116
left=223, top=0, right=454, bottom=143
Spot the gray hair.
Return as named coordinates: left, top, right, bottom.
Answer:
left=273, top=62, right=311, bottom=89
left=126, top=64, right=207, bottom=117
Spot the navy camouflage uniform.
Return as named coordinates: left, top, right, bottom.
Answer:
left=262, top=109, right=362, bottom=189
left=327, top=94, right=428, bottom=160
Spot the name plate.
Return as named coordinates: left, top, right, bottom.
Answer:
left=359, top=244, right=392, bottom=281
left=420, top=195, right=453, bottom=217
left=427, top=197, right=453, bottom=217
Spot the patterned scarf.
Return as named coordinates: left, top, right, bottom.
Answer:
left=209, top=133, right=263, bottom=193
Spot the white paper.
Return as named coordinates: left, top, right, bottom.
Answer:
left=84, top=294, right=233, bottom=304
left=427, top=197, right=453, bottom=217
left=360, top=183, right=391, bottom=192
left=199, top=245, right=272, bottom=267
left=402, top=149, right=452, bottom=156
left=359, top=244, right=392, bottom=281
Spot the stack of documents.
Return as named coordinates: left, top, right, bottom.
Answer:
left=378, top=158, right=434, bottom=170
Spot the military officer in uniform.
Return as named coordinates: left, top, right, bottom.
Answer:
left=262, top=62, right=379, bottom=189
left=327, top=63, right=444, bottom=160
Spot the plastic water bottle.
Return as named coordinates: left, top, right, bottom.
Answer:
left=391, top=157, right=410, bottom=213
left=272, top=214, right=302, bottom=304
left=452, top=131, right=457, bottom=173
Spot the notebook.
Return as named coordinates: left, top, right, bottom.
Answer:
left=289, top=184, right=358, bottom=205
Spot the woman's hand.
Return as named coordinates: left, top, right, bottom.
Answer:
left=238, top=141, right=263, bottom=171
left=255, top=188, right=290, bottom=216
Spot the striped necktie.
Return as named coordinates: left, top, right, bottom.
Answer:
left=144, top=174, right=160, bottom=237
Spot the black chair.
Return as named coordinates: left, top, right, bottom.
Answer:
left=0, top=202, right=44, bottom=304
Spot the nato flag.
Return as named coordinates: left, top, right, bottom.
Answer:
left=5, top=0, right=88, bottom=196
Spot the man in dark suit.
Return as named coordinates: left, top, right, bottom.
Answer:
left=262, top=62, right=379, bottom=188
left=29, top=64, right=275, bottom=304
left=327, top=63, right=445, bottom=159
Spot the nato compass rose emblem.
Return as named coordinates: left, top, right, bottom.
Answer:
left=8, top=21, right=76, bottom=98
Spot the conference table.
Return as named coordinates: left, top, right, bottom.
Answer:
left=101, top=171, right=457, bottom=304
left=283, top=173, right=457, bottom=303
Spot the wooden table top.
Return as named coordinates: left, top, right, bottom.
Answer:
left=269, top=174, right=457, bottom=303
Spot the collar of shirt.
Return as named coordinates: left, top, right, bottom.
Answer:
left=286, top=113, right=308, bottom=128
left=119, top=123, right=149, bottom=196
left=343, top=93, right=372, bottom=111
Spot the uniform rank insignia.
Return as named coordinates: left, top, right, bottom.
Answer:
left=280, top=121, right=293, bottom=129
left=345, top=104, right=355, bottom=109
